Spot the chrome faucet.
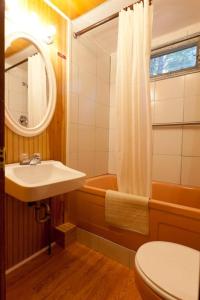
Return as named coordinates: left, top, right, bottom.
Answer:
left=20, top=153, right=41, bottom=165
left=29, top=153, right=41, bottom=165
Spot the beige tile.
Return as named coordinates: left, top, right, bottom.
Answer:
left=95, top=104, right=110, bottom=128
left=185, top=72, right=200, bottom=97
left=96, top=80, right=110, bottom=106
left=153, top=155, right=181, bottom=184
left=150, top=81, right=155, bottom=102
left=186, top=22, right=200, bottom=35
left=78, top=125, right=95, bottom=152
left=184, top=95, right=200, bottom=122
left=110, top=53, right=117, bottom=84
left=69, top=124, right=78, bottom=153
left=76, top=229, right=100, bottom=251
left=151, top=100, right=155, bottom=123
left=95, top=128, right=109, bottom=151
left=108, top=151, right=117, bottom=174
left=182, top=128, right=200, bottom=156
left=155, top=76, right=184, bottom=101
left=154, top=99, right=184, bottom=123
left=71, top=63, right=79, bottom=94
left=94, top=151, right=108, bottom=176
left=109, top=129, right=117, bottom=152
left=71, top=38, right=79, bottom=63
left=78, top=95, right=95, bottom=126
left=68, top=152, right=78, bottom=169
left=110, top=83, right=116, bottom=107
left=97, top=54, right=110, bottom=83
left=97, top=236, right=130, bottom=267
left=129, top=251, right=136, bottom=268
left=109, top=106, right=117, bottom=129
left=77, top=229, right=131, bottom=268
left=153, top=128, right=182, bottom=155
left=78, top=151, right=95, bottom=177
left=78, top=41, right=96, bottom=75
left=69, top=93, right=79, bottom=123
left=79, top=71, right=96, bottom=101
left=181, top=157, right=200, bottom=187
left=152, top=29, right=187, bottom=49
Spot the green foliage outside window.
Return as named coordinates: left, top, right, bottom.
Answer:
left=150, top=45, right=198, bottom=77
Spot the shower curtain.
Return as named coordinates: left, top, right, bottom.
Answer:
left=28, top=53, right=47, bottom=128
left=116, top=0, right=153, bottom=197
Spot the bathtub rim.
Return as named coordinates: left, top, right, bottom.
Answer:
left=79, top=174, right=200, bottom=220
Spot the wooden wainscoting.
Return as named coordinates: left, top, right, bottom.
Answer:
left=5, top=0, right=68, bottom=269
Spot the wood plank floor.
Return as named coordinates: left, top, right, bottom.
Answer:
left=6, top=242, right=142, bottom=300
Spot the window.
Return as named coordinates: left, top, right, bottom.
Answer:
left=150, top=44, right=198, bottom=78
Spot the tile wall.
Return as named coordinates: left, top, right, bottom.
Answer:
left=68, top=35, right=110, bottom=177
left=69, top=19, right=200, bottom=186
left=109, top=54, right=200, bottom=186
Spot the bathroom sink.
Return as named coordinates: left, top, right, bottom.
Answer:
left=5, top=160, right=86, bottom=202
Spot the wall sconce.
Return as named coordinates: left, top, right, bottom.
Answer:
left=6, top=0, right=56, bottom=45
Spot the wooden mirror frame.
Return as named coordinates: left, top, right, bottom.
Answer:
left=5, top=31, right=57, bottom=137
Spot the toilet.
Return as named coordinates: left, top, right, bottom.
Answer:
left=134, top=241, right=200, bottom=300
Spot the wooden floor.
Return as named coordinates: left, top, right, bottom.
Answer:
left=6, top=242, right=142, bottom=300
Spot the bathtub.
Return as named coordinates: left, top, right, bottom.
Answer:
left=67, top=175, right=200, bottom=251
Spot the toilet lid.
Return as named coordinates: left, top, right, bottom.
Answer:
left=135, top=241, right=200, bottom=300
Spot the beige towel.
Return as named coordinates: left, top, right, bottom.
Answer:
left=105, top=190, right=149, bottom=235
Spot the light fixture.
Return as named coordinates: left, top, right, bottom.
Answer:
left=5, top=0, right=56, bottom=45
left=45, top=25, right=57, bottom=45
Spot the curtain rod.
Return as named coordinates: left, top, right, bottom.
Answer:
left=73, top=0, right=152, bottom=38
left=152, top=121, right=200, bottom=127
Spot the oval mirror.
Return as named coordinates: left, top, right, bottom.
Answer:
left=5, top=32, right=56, bottom=137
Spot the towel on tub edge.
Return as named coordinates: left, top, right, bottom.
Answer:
left=105, top=190, right=149, bottom=235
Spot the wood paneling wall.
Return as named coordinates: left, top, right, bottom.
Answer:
left=5, top=0, right=68, bottom=269
left=0, top=0, right=5, bottom=298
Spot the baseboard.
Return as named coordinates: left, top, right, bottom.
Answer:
left=77, top=228, right=136, bottom=268
left=6, top=242, right=56, bottom=275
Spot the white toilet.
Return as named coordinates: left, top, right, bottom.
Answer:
left=135, top=241, right=200, bottom=300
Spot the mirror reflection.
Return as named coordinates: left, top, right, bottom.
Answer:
left=5, top=38, right=49, bottom=128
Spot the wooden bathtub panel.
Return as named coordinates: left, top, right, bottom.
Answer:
left=158, top=224, right=200, bottom=248
left=67, top=190, right=200, bottom=251
left=150, top=208, right=200, bottom=250
left=67, top=191, right=150, bottom=250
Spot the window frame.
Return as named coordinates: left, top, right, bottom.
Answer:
left=150, top=40, right=200, bottom=80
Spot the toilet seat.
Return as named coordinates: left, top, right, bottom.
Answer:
left=135, top=241, right=200, bottom=300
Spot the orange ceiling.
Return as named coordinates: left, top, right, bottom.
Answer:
left=49, top=0, right=107, bottom=19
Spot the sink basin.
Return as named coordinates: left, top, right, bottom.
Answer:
left=5, top=160, right=86, bottom=202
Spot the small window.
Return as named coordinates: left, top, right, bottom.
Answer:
left=150, top=44, right=198, bottom=77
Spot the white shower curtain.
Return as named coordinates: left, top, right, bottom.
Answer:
left=116, top=0, right=153, bottom=197
left=28, top=53, right=47, bottom=127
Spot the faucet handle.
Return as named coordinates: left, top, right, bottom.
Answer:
left=19, top=153, right=30, bottom=165
left=33, top=153, right=41, bottom=163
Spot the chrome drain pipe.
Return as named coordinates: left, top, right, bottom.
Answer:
left=28, top=199, right=52, bottom=255
left=35, top=201, right=51, bottom=223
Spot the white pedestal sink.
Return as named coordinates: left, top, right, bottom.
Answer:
left=5, top=160, right=86, bottom=202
